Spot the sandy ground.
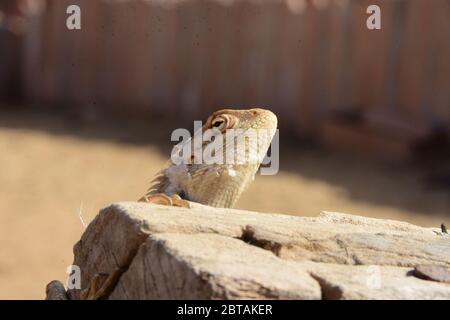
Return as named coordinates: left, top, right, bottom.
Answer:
left=0, top=109, right=448, bottom=299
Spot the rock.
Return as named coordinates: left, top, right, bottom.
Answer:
left=413, top=265, right=450, bottom=284
left=54, top=202, right=450, bottom=300
left=46, top=280, right=68, bottom=300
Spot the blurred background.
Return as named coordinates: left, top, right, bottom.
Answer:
left=0, top=0, right=449, bottom=299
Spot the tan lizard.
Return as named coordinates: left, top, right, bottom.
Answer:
left=46, top=108, right=278, bottom=300
left=139, top=107, right=278, bottom=209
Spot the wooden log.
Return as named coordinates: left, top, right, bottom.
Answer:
left=46, top=202, right=450, bottom=300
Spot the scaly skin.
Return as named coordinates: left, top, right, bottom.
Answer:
left=141, top=108, right=278, bottom=208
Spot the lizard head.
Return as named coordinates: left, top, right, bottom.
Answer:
left=203, top=108, right=278, bottom=133
left=197, top=107, right=278, bottom=167
left=151, top=107, right=278, bottom=208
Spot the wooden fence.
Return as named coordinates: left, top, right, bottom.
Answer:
left=0, top=0, right=26, bottom=101
left=12, top=0, right=450, bottom=157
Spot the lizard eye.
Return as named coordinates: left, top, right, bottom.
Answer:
left=208, top=113, right=238, bottom=133
left=212, top=119, right=224, bottom=128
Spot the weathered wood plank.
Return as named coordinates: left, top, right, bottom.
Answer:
left=47, top=202, right=450, bottom=300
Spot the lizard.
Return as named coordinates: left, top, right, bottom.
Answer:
left=46, top=108, right=278, bottom=300
left=139, top=107, right=278, bottom=209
